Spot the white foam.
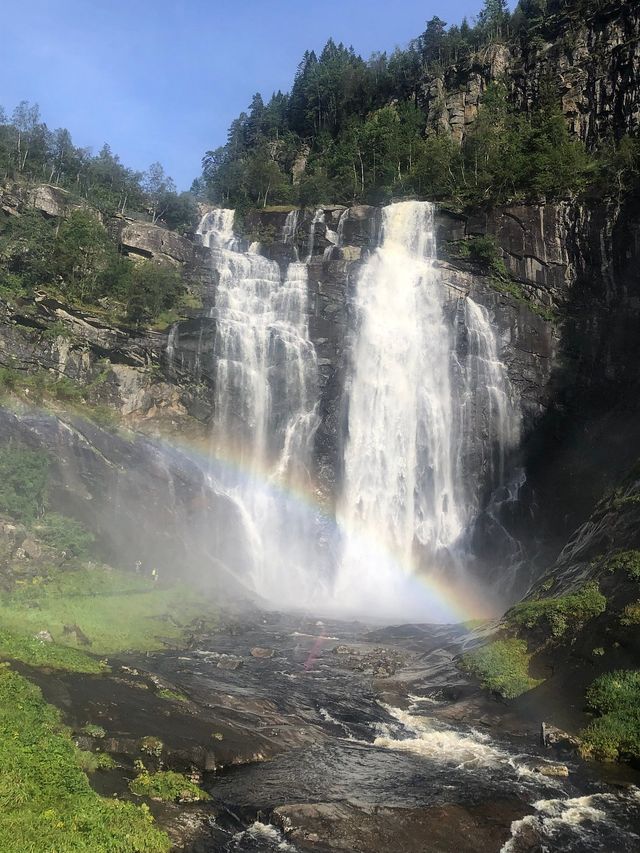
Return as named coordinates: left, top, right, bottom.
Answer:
left=501, top=792, right=640, bottom=851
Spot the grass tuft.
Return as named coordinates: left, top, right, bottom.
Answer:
left=461, top=638, right=542, bottom=699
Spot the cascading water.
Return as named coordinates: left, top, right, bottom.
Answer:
left=335, top=201, right=520, bottom=619
left=197, top=209, right=320, bottom=604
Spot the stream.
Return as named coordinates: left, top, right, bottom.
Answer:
left=136, top=612, right=640, bottom=852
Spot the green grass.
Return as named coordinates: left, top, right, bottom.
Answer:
left=0, top=566, right=207, bottom=660
left=461, top=638, right=543, bottom=699
left=156, top=688, right=188, bottom=703
left=506, top=581, right=606, bottom=638
left=129, top=771, right=209, bottom=803
left=0, top=665, right=169, bottom=852
left=580, top=671, right=640, bottom=762
left=0, top=628, right=104, bottom=674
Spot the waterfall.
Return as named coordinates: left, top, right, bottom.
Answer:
left=197, top=210, right=319, bottom=603
left=335, top=201, right=520, bottom=618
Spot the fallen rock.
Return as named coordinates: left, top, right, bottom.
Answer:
left=535, top=763, right=570, bottom=778
left=250, top=647, right=274, bottom=659
left=217, top=654, right=243, bottom=670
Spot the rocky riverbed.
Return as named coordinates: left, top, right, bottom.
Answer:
left=25, top=609, right=640, bottom=852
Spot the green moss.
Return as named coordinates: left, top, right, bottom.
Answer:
left=507, top=581, right=606, bottom=638
left=605, top=550, right=640, bottom=581
left=129, top=771, right=209, bottom=803
left=0, top=665, right=169, bottom=852
left=81, top=724, right=106, bottom=739
left=156, top=688, right=188, bottom=703
left=580, top=671, right=640, bottom=762
left=611, top=492, right=640, bottom=513
left=461, top=638, right=542, bottom=699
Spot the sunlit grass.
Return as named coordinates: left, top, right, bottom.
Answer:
left=0, top=566, right=214, bottom=667
left=0, top=665, right=170, bottom=852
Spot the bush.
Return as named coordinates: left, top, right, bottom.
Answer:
left=580, top=671, right=640, bottom=762
left=0, top=447, right=49, bottom=522
left=461, top=638, right=542, bottom=699
left=605, top=550, right=640, bottom=581
left=34, top=513, right=95, bottom=559
left=507, top=582, right=606, bottom=638
left=129, top=770, right=208, bottom=803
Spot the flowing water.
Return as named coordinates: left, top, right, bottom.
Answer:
left=196, top=202, right=521, bottom=620
left=335, top=201, right=520, bottom=619
left=141, top=614, right=640, bottom=853
left=197, top=210, right=319, bottom=605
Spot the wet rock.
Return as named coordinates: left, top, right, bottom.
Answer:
left=541, top=722, right=581, bottom=752
left=250, top=647, right=274, bottom=659
left=535, top=763, right=570, bottom=778
left=273, top=798, right=527, bottom=853
left=216, top=654, right=243, bottom=670
left=20, top=537, right=42, bottom=560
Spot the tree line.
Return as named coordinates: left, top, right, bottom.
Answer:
left=196, top=0, right=639, bottom=210
left=0, top=102, right=198, bottom=232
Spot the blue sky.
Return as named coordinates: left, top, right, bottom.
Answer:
left=1, top=1, right=515, bottom=190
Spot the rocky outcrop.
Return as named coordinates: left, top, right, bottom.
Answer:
left=0, top=181, right=95, bottom=219
left=423, top=0, right=640, bottom=150
left=117, top=219, right=196, bottom=266
left=0, top=407, right=249, bottom=587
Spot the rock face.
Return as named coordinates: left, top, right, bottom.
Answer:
left=0, top=407, right=250, bottom=589
left=422, top=1, right=640, bottom=151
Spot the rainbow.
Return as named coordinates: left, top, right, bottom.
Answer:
left=148, top=429, right=498, bottom=626
left=1, top=399, right=496, bottom=625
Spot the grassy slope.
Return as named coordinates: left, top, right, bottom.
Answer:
left=0, top=567, right=206, bottom=668
left=0, top=664, right=169, bottom=852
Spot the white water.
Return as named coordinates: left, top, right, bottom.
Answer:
left=335, top=201, right=520, bottom=619
left=195, top=202, right=520, bottom=617
left=197, top=210, right=319, bottom=604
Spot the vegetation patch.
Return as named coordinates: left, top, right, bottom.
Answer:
left=506, top=582, right=606, bottom=639
left=620, top=601, right=640, bottom=627
left=156, top=688, right=188, bottom=703
left=32, top=513, right=95, bottom=560
left=129, top=770, right=209, bottom=803
left=0, top=566, right=206, bottom=659
left=0, top=665, right=169, bottom=852
left=580, top=671, right=640, bottom=762
left=0, top=447, right=49, bottom=522
left=604, top=550, right=640, bottom=581
left=461, top=638, right=542, bottom=699
left=0, top=627, right=104, bottom=674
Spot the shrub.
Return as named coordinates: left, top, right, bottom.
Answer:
left=129, top=771, right=208, bottom=803
left=580, top=671, right=640, bottom=762
left=605, top=550, right=640, bottom=581
left=0, top=447, right=49, bottom=522
left=461, top=638, right=542, bottom=699
left=620, top=601, right=640, bottom=626
left=507, top=582, right=606, bottom=638
left=34, top=513, right=95, bottom=559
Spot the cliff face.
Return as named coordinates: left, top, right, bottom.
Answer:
left=424, top=0, right=640, bottom=149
